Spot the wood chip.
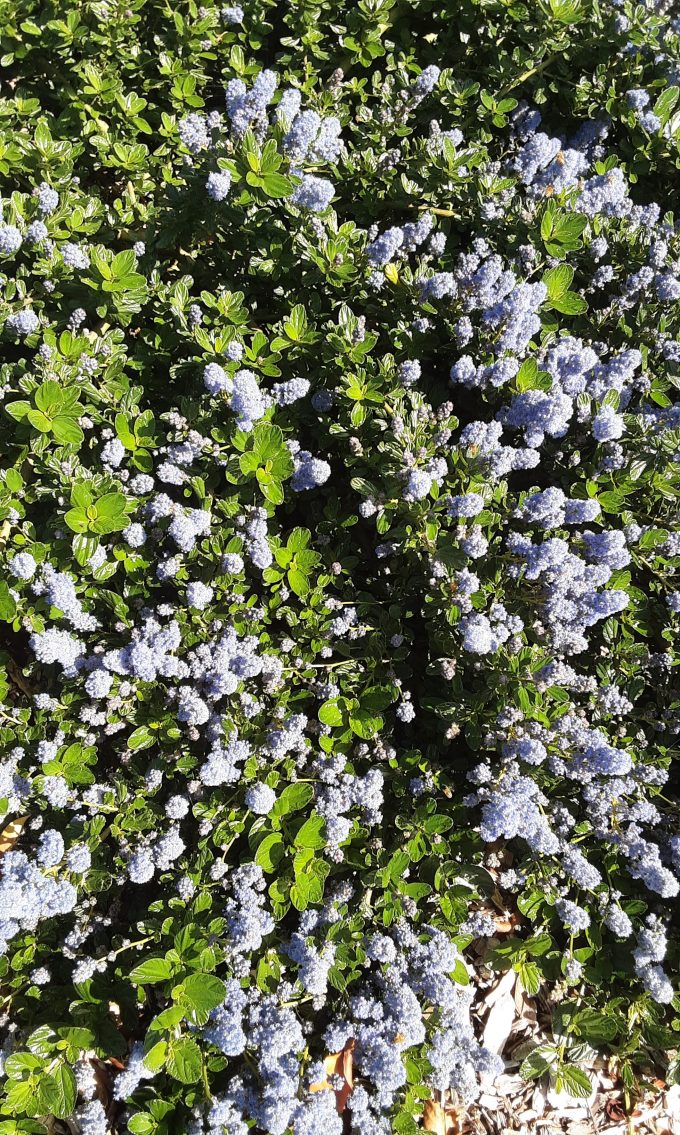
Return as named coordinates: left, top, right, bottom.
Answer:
left=483, top=970, right=517, bottom=1057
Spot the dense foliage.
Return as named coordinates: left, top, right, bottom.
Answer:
left=0, top=0, right=679, bottom=1131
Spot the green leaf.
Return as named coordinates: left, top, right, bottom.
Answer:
left=287, top=567, right=309, bottom=596
left=71, top=483, right=94, bottom=509
left=152, top=1006, right=185, bottom=1031
left=5, top=1052, right=42, bottom=1076
left=284, top=305, right=307, bottom=341
left=553, top=213, right=588, bottom=242
left=260, top=139, right=282, bottom=174
left=515, top=959, right=541, bottom=995
left=290, top=873, right=311, bottom=911
left=273, top=783, right=313, bottom=816
left=318, top=699, right=344, bottom=726
left=34, top=380, right=64, bottom=414
left=517, top=890, right=545, bottom=919
left=128, top=1114, right=155, bottom=1135
left=128, top=725, right=155, bottom=749
left=520, top=1045, right=557, bottom=1080
left=287, top=527, right=310, bottom=553
left=543, top=264, right=574, bottom=301
left=239, top=452, right=260, bottom=476
left=349, top=709, right=382, bottom=738
left=142, top=1040, right=168, bottom=1073
left=129, top=957, right=173, bottom=984
left=551, top=291, right=588, bottom=315
left=26, top=1027, right=56, bottom=1056
left=263, top=173, right=292, bottom=198
left=572, top=1008, right=618, bottom=1043
left=516, top=359, right=552, bottom=392
left=95, top=492, right=128, bottom=519
left=5, top=400, right=31, bottom=421
left=92, top=491, right=130, bottom=532
left=294, top=815, right=326, bottom=849
left=112, top=249, right=138, bottom=277
left=180, top=973, right=226, bottom=1014
left=51, top=416, right=84, bottom=445
left=38, top=1064, right=76, bottom=1119
left=70, top=538, right=98, bottom=572
left=540, top=201, right=557, bottom=240
left=115, top=413, right=137, bottom=449
left=166, top=1037, right=202, bottom=1084
left=252, top=426, right=284, bottom=462
left=64, top=508, right=89, bottom=533
left=548, top=0, right=584, bottom=23
left=5, top=1078, right=42, bottom=1115
left=261, top=477, right=284, bottom=505
left=422, top=814, right=453, bottom=834
left=653, top=85, right=679, bottom=126
left=4, top=467, right=21, bottom=491
left=26, top=408, right=53, bottom=433
left=0, top=581, right=17, bottom=622
left=557, top=1065, right=592, bottom=1098
left=254, top=833, right=285, bottom=872
left=270, top=450, right=294, bottom=479
left=361, top=685, right=396, bottom=711
left=524, top=934, right=553, bottom=957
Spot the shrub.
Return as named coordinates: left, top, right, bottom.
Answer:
left=0, top=0, right=679, bottom=1132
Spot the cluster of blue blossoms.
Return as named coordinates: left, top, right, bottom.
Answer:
left=0, top=6, right=679, bottom=1131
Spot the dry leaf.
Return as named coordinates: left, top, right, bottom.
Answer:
left=309, top=1039, right=354, bottom=1114
left=90, top=1056, right=115, bottom=1111
left=604, top=1098, right=626, bottom=1122
left=423, top=1100, right=448, bottom=1135
left=7, top=657, right=33, bottom=698
left=0, top=815, right=28, bottom=854
left=422, top=1099, right=467, bottom=1135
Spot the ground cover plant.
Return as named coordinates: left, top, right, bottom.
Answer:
left=0, top=0, right=679, bottom=1131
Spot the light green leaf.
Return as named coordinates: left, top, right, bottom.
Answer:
left=38, top=1064, right=77, bottom=1119
left=349, top=709, right=382, bottom=738
left=180, top=973, right=226, bottom=1015
left=5, top=400, right=31, bottom=421
left=543, top=264, right=574, bottom=301
left=166, top=1037, right=202, bottom=1084
left=294, top=815, right=326, bottom=849
left=129, top=957, right=173, bottom=984
left=27, top=408, right=53, bottom=433
left=128, top=725, right=155, bottom=749
left=0, top=581, right=17, bottom=622
left=551, top=291, right=588, bottom=315
left=64, top=507, right=89, bottom=534
left=653, top=85, right=679, bottom=126
left=557, top=1065, right=592, bottom=1098
left=262, top=173, right=292, bottom=198
left=34, top=380, right=64, bottom=415
left=520, top=1045, right=557, bottom=1080
left=51, top=415, right=84, bottom=445
left=287, top=567, right=309, bottom=596
left=273, top=783, right=314, bottom=817
left=141, top=1040, right=168, bottom=1073
left=254, top=833, right=285, bottom=872
left=286, top=527, right=310, bottom=552
left=252, top=424, right=284, bottom=462
left=318, top=699, right=344, bottom=726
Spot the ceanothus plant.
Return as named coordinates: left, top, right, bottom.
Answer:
left=0, top=0, right=678, bottom=1131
